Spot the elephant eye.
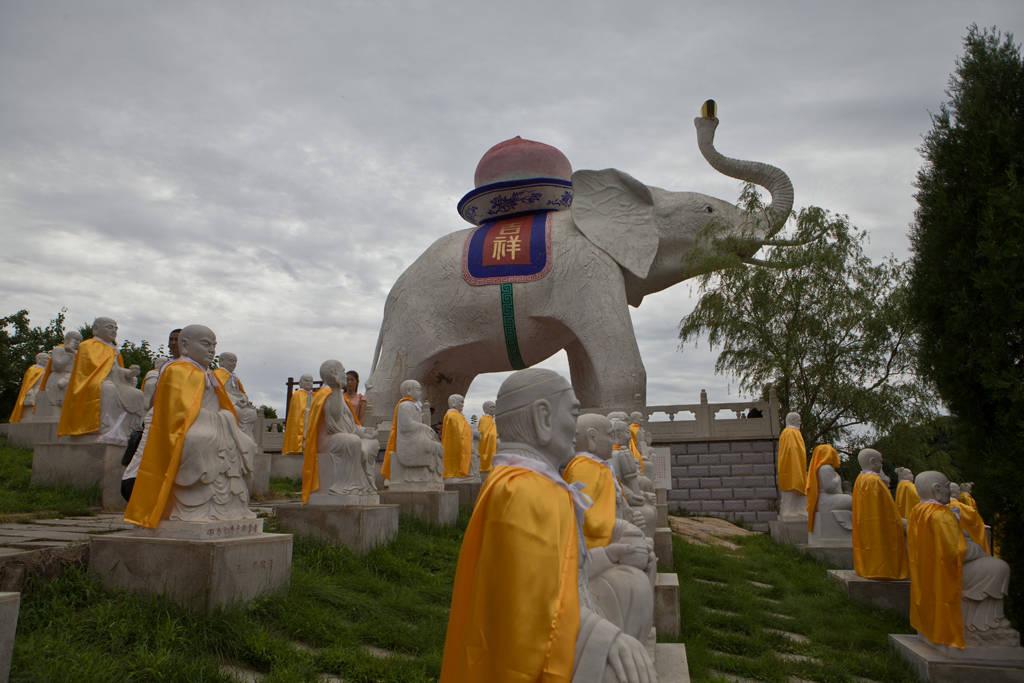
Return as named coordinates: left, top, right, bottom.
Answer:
left=704, top=205, right=714, bottom=213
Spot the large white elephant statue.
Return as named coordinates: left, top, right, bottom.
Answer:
left=366, top=103, right=794, bottom=420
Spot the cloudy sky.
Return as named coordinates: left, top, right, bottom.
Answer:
left=1, top=1, right=1020, bottom=420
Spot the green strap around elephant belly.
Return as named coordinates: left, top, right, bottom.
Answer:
left=499, top=283, right=526, bottom=370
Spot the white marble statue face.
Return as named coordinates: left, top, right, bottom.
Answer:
left=786, top=412, right=801, bottom=429
left=550, top=389, right=581, bottom=464
left=449, top=394, right=464, bottom=411
left=219, top=353, right=237, bottom=373
left=93, top=318, right=118, bottom=344
left=181, top=327, right=217, bottom=368
left=949, top=482, right=961, bottom=499
left=409, top=382, right=424, bottom=402
left=934, top=476, right=951, bottom=505
left=299, top=374, right=314, bottom=391
left=630, top=411, right=644, bottom=424
left=35, top=352, right=49, bottom=366
left=591, top=424, right=613, bottom=459
left=154, top=356, right=168, bottom=370
left=65, top=331, right=83, bottom=351
left=483, top=400, right=495, bottom=416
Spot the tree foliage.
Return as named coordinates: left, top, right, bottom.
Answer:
left=0, top=310, right=66, bottom=420
left=909, top=25, right=1024, bottom=625
left=680, top=192, right=935, bottom=457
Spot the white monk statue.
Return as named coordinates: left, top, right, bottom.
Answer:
left=777, top=411, right=808, bottom=519
left=282, top=374, right=315, bottom=456
left=58, top=317, right=146, bottom=445
left=441, top=394, right=473, bottom=480
left=894, top=466, right=920, bottom=521
left=477, top=400, right=497, bottom=474
left=909, top=471, right=1016, bottom=650
left=142, top=356, right=169, bottom=405
left=806, top=445, right=852, bottom=547
left=301, top=360, right=380, bottom=505
left=213, top=352, right=258, bottom=440
left=123, top=324, right=258, bottom=527
left=441, top=368, right=656, bottom=682
left=8, top=352, right=49, bottom=423
left=381, top=379, right=443, bottom=491
left=852, top=448, right=908, bottom=580
left=611, top=416, right=656, bottom=537
left=43, top=330, right=83, bottom=410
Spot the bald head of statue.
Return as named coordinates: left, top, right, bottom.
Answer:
left=575, top=412, right=613, bottom=459
left=495, top=368, right=578, bottom=469
left=915, top=470, right=950, bottom=504
left=857, top=448, right=883, bottom=473
left=179, top=325, right=217, bottom=368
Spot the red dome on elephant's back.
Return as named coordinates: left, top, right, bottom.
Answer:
left=473, top=136, right=572, bottom=188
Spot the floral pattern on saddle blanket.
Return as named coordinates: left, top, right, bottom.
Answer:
left=462, top=211, right=553, bottom=286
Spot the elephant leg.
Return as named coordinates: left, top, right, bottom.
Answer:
left=565, top=326, right=647, bottom=414
left=421, top=365, right=474, bottom=423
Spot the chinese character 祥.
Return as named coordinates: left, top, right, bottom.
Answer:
left=491, top=234, right=522, bottom=261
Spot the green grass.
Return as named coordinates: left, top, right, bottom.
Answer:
left=0, top=436, right=100, bottom=516
left=267, top=476, right=302, bottom=498
left=676, top=534, right=918, bottom=682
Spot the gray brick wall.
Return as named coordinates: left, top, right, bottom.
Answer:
left=668, top=438, right=778, bottom=532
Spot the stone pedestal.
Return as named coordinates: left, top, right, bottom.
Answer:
left=655, top=572, right=681, bottom=638
left=0, top=592, right=18, bottom=683
left=31, top=441, right=125, bottom=510
left=89, top=532, right=292, bottom=611
left=270, top=453, right=303, bottom=480
left=251, top=452, right=271, bottom=496
left=768, top=517, right=807, bottom=546
left=275, top=503, right=398, bottom=555
left=828, top=569, right=909, bottom=616
left=444, top=480, right=481, bottom=509
left=0, top=419, right=58, bottom=449
left=889, top=633, right=1024, bottom=683
left=654, top=641, right=690, bottom=683
left=655, top=526, right=674, bottom=571
left=379, top=489, right=458, bottom=526
left=805, top=545, right=853, bottom=569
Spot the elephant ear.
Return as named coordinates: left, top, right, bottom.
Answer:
left=571, top=169, right=658, bottom=280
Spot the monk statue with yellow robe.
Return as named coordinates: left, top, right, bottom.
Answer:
left=806, top=444, right=852, bottom=546
left=124, top=324, right=258, bottom=528
left=301, top=360, right=380, bottom=505
left=949, top=482, right=989, bottom=554
left=851, top=448, right=908, bottom=580
left=8, top=352, right=49, bottom=423
left=908, top=471, right=1016, bottom=650
left=611, top=417, right=656, bottom=538
left=441, top=394, right=473, bottom=480
left=776, top=412, right=807, bottom=519
left=41, top=330, right=83, bottom=411
left=282, top=374, right=314, bottom=455
left=893, top=467, right=920, bottom=522
left=476, top=400, right=497, bottom=474
left=381, top=379, right=443, bottom=491
left=441, top=368, right=656, bottom=682
left=959, top=481, right=978, bottom=509
left=58, top=317, right=146, bottom=445
left=213, top=352, right=258, bottom=441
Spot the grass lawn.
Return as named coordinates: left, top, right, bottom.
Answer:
left=0, top=436, right=100, bottom=517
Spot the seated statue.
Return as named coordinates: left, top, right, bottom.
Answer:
left=442, top=394, right=474, bottom=480
left=611, top=418, right=656, bottom=538
left=949, top=482, right=989, bottom=553
left=806, top=444, right=852, bottom=547
left=123, top=324, right=258, bottom=528
left=213, top=352, right=258, bottom=440
left=441, top=368, right=656, bottom=682
left=382, top=379, right=443, bottom=491
left=894, top=467, right=919, bottom=521
left=58, top=317, right=146, bottom=445
left=301, top=360, right=380, bottom=505
left=777, top=411, right=808, bottom=519
left=42, top=330, right=83, bottom=410
left=8, top=352, right=49, bottom=423
left=852, top=448, right=908, bottom=580
left=282, top=373, right=315, bottom=456
left=476, top=400, right=497, bottom=474
left=909, top=471, right=1015, bottom=650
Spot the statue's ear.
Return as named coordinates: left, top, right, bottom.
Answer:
left=571, top=169, right=658, bottom=280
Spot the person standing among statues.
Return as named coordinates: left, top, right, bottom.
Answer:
left=344, top=370, right=366, bottom=425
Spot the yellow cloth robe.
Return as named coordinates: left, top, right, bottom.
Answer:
left=281, top=389, right=311, bottom=455
left=776, top=426, right=807, bottom=494
left=442, top=409, right=472, bottom=479
left=343, top=394, right=361, bottom=426
left=959, top=492, right=978, bottom=509
left=852, top=473, right=909, bottom=579
left=950, top=499, right=988, bottom=553
left=441, top=465, right=580, bottom=682
left=301, top=387, right=333, bottom=504
left=124, top=360, right=236, bottom=528
left=8, top=365, right=46, bottom=423
left=895, top=480, right=921, bottom=520
left=563, top=454, right=616, bottom=549
left=628, top=423, right=645, bottom=473
left=477, top=414, right=497, bottom=472
left=908, top=502, right=965, bottom=648
left=381, top=397, right=414, bottom=481
left=212, top=368, right=245, bottom=393
left=805, top=444, right=839, bottom=532
left=57, top=338, right=124, bottom=436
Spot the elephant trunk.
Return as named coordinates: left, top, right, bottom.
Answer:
left=693, top=116, right=794, bottom=238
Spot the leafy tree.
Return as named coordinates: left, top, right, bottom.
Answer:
left=909, top=25, right=1024, bottom=625
left=679, top=192, right=936, bottom=458
left=1, top=309, right=66, bottom=420
left=119, top=339, right=158, bottom=386
left=259, top=405, right=278, bottom=419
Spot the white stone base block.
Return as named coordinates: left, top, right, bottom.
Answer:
left=31, top=441, right=125, bottom=510
left=805, top=545, right=854, bottom=569
left=655, top=526, right=674, bottom=571
left=655, top=642, right=690, bottom=682
left=307, top=492, right=379, bottom=506
left=0, top=592, right=19, bottom=683
left=128, top=519, right=264, bottom=541
left=655, top=572, right=681, bottom=638
left=275, top=504, right=398, bottom=555
left=828, top=569, right=909, bottom=616
left=379, top=490, right=459, bottom=526
left=0, top=420, right=58, bottom=448
left=768, top=517, right=808, bottom=547
left=89, top=533, right=292, bottom=612
left=889, top=633, right=1024, bottom=683
left=270, top=453, right=303, bottom=480
left=444, top=480, right=481, bottom=509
